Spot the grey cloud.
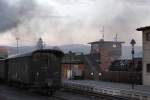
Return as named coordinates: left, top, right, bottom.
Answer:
left=0, top=0, right=149, bottom=46
left=116, top=0, right=150, bottom=5
left=0, top=0, right=19, bottom=32
left=0, top=0, right=35, bottom=33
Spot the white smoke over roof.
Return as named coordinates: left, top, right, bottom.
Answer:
left=0, top=0, right=149, bottom=46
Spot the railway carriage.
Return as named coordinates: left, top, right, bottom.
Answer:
left=7, top=49, right=64, bottom=94
left=0, top=59, right=8, bottom=81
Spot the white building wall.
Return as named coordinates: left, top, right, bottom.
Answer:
left=143, top=30, right=150, bottom=85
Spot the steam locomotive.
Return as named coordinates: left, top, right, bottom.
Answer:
left=0, top=49, right=64, bottom=95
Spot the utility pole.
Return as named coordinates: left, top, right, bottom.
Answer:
left=16, top=37, right=19, bottom=54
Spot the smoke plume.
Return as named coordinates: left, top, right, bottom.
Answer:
left=0, top=0, right=35, bottom=32
left=0, top=0, right=150, bottom=46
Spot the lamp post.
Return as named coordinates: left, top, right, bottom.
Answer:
left=120, top=61, right=124, bottom=82
left=91, top=72, right=94, bottom=80
left=99, top=72, right=102, bottom=80
left=130, top=38, right=136, bottom=89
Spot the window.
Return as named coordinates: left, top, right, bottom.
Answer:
left=113, top=44, right=117, bottom=48
left=146, top=33, right=150, bottom=41
left=74, top=65, right=78, bottom=71
left=147, top=64, right=150, bottom=72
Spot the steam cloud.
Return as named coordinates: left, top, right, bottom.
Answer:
left=0, top=0, right=19, bottom=32
left=0, top=0, right=35, bottom=32
left=0, top=0, right=150, bottom=46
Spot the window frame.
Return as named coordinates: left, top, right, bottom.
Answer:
left=146, top=32, right=150, bottom=41
left=146, top=63, right=150, bottom=73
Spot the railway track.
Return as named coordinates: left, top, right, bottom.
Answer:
left=0, top=83, right=138, bottom=100
left=62, top=89, right=137, bottom=100
left=53, top=95, right=68, bottom=100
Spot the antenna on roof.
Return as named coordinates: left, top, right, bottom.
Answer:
left=100, top=26, right=105, bottom=41
left=115, top=33, right=118, bottom=42
left=102, top=26, right=104, bottom=40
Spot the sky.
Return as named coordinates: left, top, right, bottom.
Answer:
left=0, top=0, right=150, bottom=46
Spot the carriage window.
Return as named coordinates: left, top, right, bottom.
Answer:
left=146, top=33, right=150, bottom=41
left=113, top=44, right=117, bottom=48
left=49, top=54, right=57, bottom=61
left=33, top=53, right=48, bottom=61
left=147, top=64, right=150, bottom=73
left=33, top=53, right=58, bottom=62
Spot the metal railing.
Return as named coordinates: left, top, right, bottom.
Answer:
left=62, top=81, right=150, bottom=100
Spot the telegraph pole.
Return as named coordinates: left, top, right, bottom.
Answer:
left=16, top=37, right=19, bottom=54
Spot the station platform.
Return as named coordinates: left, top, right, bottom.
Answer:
left=62, top=80, right=150, bottom=100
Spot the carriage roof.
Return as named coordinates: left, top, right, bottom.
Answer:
left=8, top=49, right=64, bottom=59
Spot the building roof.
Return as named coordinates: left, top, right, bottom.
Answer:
left=137, top=26, right=150, bottom=31
left=88, top=40, right=124, bottom=44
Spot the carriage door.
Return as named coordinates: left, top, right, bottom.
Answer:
left=48, top=54, right=61, bottom=85
left=33, top=53, right=49, bottom=83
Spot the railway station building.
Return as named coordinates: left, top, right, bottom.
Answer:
left=89, top=39, right=124, bottom=72
left=61, top=39, right=124, bottom=80
left=61, top=51, right=100, bottom=80
left=137, top=26, right=150, bottom=85
left=61, top=52, right=85, bottom=80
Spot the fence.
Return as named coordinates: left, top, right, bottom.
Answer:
left=100, top=71, right=142, bottom=84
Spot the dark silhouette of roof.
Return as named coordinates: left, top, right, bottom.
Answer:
left=8, top=49, right=64, bottom=59
left=88, top=40, right=124, bottom=44
left=137, top=26, right=150, bottom=31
